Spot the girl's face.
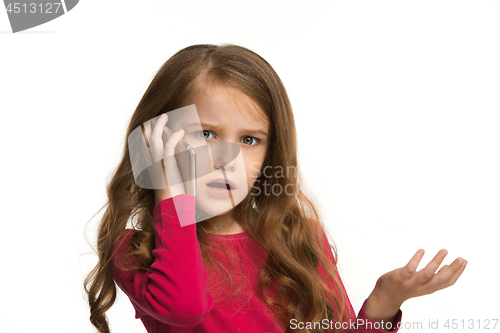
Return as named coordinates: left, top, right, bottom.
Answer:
left=175, top=84, right=269, bottom=217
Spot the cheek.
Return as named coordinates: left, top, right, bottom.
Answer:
left=245, top=162, right=262, bottom=180
left=241, top=146, right=267, bottom=184
left=243, top=157, right=265, bottom=186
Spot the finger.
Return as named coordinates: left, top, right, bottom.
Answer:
left=413, top=249, right=448, bottom=283
left=422, top=264, right=451, bottom=289
left=152, top=113, right=168, bottom=140
left=143, top=122, right=158, bottom=164
left=444, top=258, right=467, bottom=287
left=422, top=258, right=467, bottom=291
left=405, top=249, right=425, bottom=275
left=144, top=122, right=152, bottom=147
left=143, top=124, right=164, bottom=189
left=151, top=114, right=168, bottom=161
left=164, top=129, right=185, bottom=159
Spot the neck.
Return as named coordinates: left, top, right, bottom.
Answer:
left=204, top=210, right=245, bottom=235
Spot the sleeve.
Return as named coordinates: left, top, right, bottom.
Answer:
left=109, top=194, right=214, bottom=327
left=318, top=229, right=403, bottom=333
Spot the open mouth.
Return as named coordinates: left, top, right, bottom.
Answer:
left=206, top=182, right=235, bottom=190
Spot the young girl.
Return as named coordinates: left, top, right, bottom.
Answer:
left=84, top=44, right=467, bottom=333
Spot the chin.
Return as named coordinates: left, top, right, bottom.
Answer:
left=195, top=185, right=245, bottom=217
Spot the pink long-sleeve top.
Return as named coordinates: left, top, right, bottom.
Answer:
left=110, top=194, right=403, bottom=332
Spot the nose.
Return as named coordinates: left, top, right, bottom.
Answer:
left=209, top=141, right=239, bottom=171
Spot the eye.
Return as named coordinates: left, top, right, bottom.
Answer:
left=196, top=130, right=260, bottom=146
left=196, top=130, right=215, bottom=140
left=241, top=136, right=260, bottom=146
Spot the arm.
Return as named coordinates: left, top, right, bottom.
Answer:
left=110, top=194, right=214, bottom=327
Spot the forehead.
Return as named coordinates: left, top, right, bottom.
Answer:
left=185, top=85, right=269, bottom=129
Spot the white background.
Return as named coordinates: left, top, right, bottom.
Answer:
left=1, top=1, right=499, bottom=332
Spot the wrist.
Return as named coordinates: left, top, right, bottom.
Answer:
left=364, top=289, right=403, bottom=324
left=370, top=287, right=404, bottom=311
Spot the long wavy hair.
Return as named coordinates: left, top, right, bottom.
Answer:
left=84, top=44, right=351, bottom=333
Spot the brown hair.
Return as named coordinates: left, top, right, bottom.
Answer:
left=83, top=44, right=351, bottom=333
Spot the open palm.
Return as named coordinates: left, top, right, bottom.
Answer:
left=374, top=249, right=467, bottom=307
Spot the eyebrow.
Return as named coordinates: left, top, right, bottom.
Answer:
left=185, top=122, right=268, bottom=136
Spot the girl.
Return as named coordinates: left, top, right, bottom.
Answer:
left=84, top=44, right=467, bottom=333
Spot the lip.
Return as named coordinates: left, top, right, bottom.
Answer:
left=207, top=178, right=236, bottom=190
left=206, top=185, right=234, bottom=197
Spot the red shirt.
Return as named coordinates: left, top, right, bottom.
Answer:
left=110, top=194, right=403, bottom=332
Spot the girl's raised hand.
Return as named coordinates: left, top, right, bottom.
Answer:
left=144, top=113, right=187, bottom=205
left=371, top=249, right=467, bottom=308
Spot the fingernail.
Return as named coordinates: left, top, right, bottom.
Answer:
left=458, top=260, right=464, bottom=266
left=177, top=129, right=184, bottom=134
left=441, top=250, right=448, bottom=257
left=161, top=113, right=167, bottom=118
left=418, top=249, right=424, bottom=255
